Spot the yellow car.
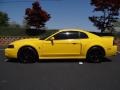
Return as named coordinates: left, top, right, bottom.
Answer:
left=5, top=29, right=117, bottom=63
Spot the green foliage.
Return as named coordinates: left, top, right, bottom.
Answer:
left=0, top=26, right=26, bottom=36
left=25, top=1, right=51, bottom=29
left=9, top=21, right=21, bottom=28
left=89, top=0, right=120, bottom=33
left=114, top=20, right=120, bottom=27
left=0, top=25, right=58, bottom=36
left=0, top=11, right=9, bottom=26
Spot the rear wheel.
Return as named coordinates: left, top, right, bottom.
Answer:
left=86, top=47, right=105, bottom=63
left=18, top=47, right=38, bottom=63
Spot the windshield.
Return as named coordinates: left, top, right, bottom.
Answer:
left=40, top=30, right=58, bottom=40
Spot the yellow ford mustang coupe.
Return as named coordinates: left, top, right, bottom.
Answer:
left=5, top=29, right=117, bottom=63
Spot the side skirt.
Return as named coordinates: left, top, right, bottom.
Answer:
left=39, top=56, right=86, bottom=60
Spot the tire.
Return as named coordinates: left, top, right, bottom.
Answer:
left=86, top=47, right=104, bottom=63
left=18, top=46, right=38, bottom=63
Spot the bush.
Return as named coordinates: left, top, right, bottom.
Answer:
left=0, top=26, right=58, bottom=37
left=0, top=26, right=27, bottom=36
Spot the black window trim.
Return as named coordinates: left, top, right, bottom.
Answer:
left=52, top=31, right=88, bottom=40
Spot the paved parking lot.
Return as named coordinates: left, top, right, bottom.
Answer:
left=0, top=49, right=120, bottom=90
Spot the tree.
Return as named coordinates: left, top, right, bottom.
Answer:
left=89, top=0, right=120, bottom=33
left=24, top=1, right=51, bottom=35
left=114, top=20, right=120, bottom=27
left=25, top=1, right=51, bottom=29
left=0, top=11, right=9, bottom=26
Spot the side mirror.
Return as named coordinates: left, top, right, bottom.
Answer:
left=50, top=37, right=55, bottom=41
left=50, top=37, right=55, bottom=45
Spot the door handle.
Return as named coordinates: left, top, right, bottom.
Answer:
left=72, top=43, right=77, bottom=44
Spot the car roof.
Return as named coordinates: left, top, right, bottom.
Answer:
left=58, top=29, right=89, bottom=33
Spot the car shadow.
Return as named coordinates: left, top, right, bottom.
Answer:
left=39, top=59, right=85, bottom=63
left=6, top=57, right=112, bottom=64
left=102, top=57, right=112, bottom=62
left=39, top=57, right=112, bottom=63
left=5, top=59, right=20, bottom=63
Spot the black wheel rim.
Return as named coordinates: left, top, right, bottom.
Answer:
left=88, top=50, right=103, bottom=63
left=19, top=48, right=36, bottom=63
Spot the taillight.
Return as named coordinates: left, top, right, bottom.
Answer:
left=113, top=38, right=117, bottom=45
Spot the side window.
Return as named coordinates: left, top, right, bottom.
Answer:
left=53, top=31, right=88, bottom=40
left=54, top=31, right=79, bottom=40
left=79, top=32, right=88, bottom=39
left=54, top=32, right=68, bottom=40
left=68, top=31, right=79, bottom=39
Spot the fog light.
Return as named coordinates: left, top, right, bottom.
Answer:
left=8, top=45, right=14, bottom=48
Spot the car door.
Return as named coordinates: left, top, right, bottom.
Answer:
left=41, top=31, right=83, bottom=57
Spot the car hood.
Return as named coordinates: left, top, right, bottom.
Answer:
left=10, top=38, right=42, bottom=45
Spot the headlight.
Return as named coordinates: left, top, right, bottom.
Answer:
left=8, top=45, right=14, bottom=48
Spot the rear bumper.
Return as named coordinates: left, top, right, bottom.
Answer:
left=105, top=46, right=117, bottom=57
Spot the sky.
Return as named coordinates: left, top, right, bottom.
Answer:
left=0, top=0, right=99, bottom=31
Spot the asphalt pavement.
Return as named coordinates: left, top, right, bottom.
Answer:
left=0, top=49, right=120, bottom=90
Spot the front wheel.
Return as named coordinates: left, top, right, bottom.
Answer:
left=86, top=48, right=104, bottom=63
left=18, top=47, right=38, bottom=63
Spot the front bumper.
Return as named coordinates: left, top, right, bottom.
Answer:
left=5, top=48, right=18, bottom=59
